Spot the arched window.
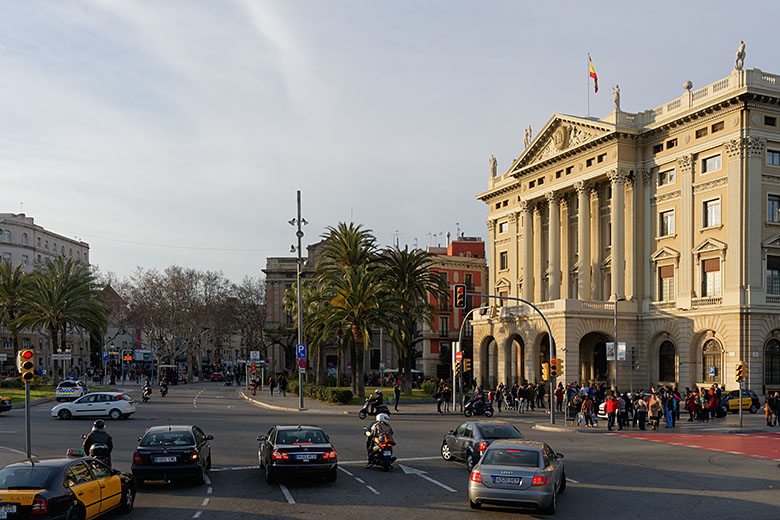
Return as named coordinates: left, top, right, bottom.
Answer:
left=1, top=230, right=10, bottom=243
left=766, top=339, right=780, bottom=386
left=702, top=339, right=722, bottom=383
left=21, top=233, right=27, bottom=246
left=659, top=341, right=676, bottom=382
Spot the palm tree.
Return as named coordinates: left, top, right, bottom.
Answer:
left=378, top=246, right=448, bottom=394
left=283, top=280, right=330, bottom=385
left=13, top=257, right=107, bottom=385
left=0, top=262, right=29, bottom=368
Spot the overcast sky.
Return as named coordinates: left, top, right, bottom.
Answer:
left=2, top=1, right=778, bottom=284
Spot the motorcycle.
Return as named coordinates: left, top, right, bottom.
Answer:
left=142, top=386, right=152, bottom=403
left=160, top=382, right=169, bottom=397
left=80, top=435, right=111, bottom=467
left=464, top=397, right=494, bottom=418
left=364, top=426, right=395, bottom=471
left=358, top=397, right=390, bottom=420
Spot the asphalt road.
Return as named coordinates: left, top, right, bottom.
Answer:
left=0, top=383, right=778, bottom=519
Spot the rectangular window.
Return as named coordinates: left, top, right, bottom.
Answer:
left=658, top=265, right=675, bottom=301
left=765, top=116, right=777, bottom=127
left=653, top=144, right=663, bottom=154
left=529, top=181, right=535, bottom=189
left=498, top=221, right=508, bottom=234
left=767, top=150, right=780, bottom=167
left=495, top=202, right=501, bottom=209
left=701, top=154, right=722, bottom=173
left=502, top=200, right=508, bottom=207
left=597, top=153, right=607, bottom=163
left=22, top=255, right=28, bottom=266
left=768, top=256, right=780, bottom=295
left=565, top=166, right=573, bottom=175
left=537, top=177, right=544, bottom=186
left=666, top=138, right=677, bottom=150
left=556, top=169, right=563, bottom=179
left=769, top=194, right=780, bottom=223
left=703, top=199, right=721, bottom=227
left=712, top=121, right=724, bottom=133
left=660, top=210, right=675, bottom=236
left=701, top=258, right=721, bottom=297
left=586, top=158, right=594, bottom=167
left=695, top=127, right=708, bottom=139
left=1, top=253, right=10, bottom=263
left=499, top=251, right=508, bottom=270
left=439, top=317, right=449, bottom=335
left=658, top=169, right=676, bottom=186
left=464, top=273, right=473, bottom=290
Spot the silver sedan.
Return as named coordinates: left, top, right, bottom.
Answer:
left=467, top=439, right=566, bottom=514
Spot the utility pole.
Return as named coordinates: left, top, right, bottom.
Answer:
left=291, top=190, right=307, bottom=411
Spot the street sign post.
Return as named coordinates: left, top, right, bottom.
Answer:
left=455, top=352, right=463, bottom=363
left=296, top=344, right=306, bottom=359
left=298, top=358, right=307, bottom=369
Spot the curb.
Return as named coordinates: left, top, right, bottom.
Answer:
left=11, top=396, right=56, bottom=409
left=532, top=423, right=606, bottom=434
left=238, top=391, right=349, bottom=415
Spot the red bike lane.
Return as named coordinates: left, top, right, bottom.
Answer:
left=614, top=432, right=780, bottom=461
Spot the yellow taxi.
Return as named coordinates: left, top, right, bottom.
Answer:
left=0, top=454, right=135, bottom=519
left=720, top=389, right=761, bottom=414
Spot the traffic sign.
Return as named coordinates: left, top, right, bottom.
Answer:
left=52, top=353, right=72, bottom=361
left=264, top=359, right=270, bottom=365
left=250, top=351, right=261, bottom=362
left=250, top=361, right=257, bottom=369
left=455, top=351, right=463, bottom=362
left=296, top=344, right=306, bottom=359
left=102, top=352, right=109, bottom=362
left=379, top=363, right=385, bottom=372
left=297, top=358, right=307, bottom=369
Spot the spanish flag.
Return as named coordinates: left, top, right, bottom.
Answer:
left=589, top=56, right=598, bottom=93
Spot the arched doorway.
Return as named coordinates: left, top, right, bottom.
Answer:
left=766, top=338, right=780, bottom=386
left=658, top=341, right=676, bottom=382
left=484, top=338, right=497, bottom=389
left=579, top=332, right=610, bottom=385
left=537, top=334, right=550, bottom=382
left=702, top=339, right=722, bottom=384
left=506, top=335, right=525, bottom=385
left=478, top=336, right=494, bottom=389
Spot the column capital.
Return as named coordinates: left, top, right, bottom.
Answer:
left=559, top=193, right=570, bottom=209
left=508, top=212, right=519, bottom=224
left=518, top=199, right=530, bottom=212
left=574, top=180, right=590, bottom=195
left=677, top=154, right=694, bottom=174
left=589, top=182, right=601, bottom=200
left=640, top=168, right=653, bottom=186
left=486, top=220, right=495, bottom=231
left=545, top=190, right=560, bottom=205
left=533, top=203, right=543, bottom=216
left=607, top=168, right=629, bottom=185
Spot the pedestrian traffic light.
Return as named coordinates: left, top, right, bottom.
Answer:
left=453, top=361, right=461, bottom=375
left=463, top=358, right=472, bottom=373
left=541, top=362, right=550, bottom=381
left=549, top=358, right=558, bottom=378
left=18, top=349, right=34, bottom=382
left=735, top=360, right=746, bottom=381
left=454, top=284, right=466, bottom=309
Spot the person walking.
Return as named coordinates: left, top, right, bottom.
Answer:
left=605, top=393, right=619, bottom=431
left=279, top=374, right=287, bottom=397
left=764, top=392, right=775, bottom=427
left=773, top=391, right=780, bottom=426
left=663, top=390, right=675, bottom=428
left=581, top=395, right=594, bottom=428
left=617, top=393, right=627, bottom=430
left=569, top=394, right=582, bottom=427
left=699, top=389, right=710, bottom=422
left=393, top=381, right=401, bottom=412
left=635, top=394, right=648, bottom=430
left=435, top=383, right=444, bottom=414
left=495, top=383, right=504, bottom=413
left=649, top=394, right=663, bottom=430
left=268, top=376, right=275, bottom=396
left=555, top=383, right=564, bottom=413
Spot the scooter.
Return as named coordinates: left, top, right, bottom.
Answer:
left=142, top=386, right=152, bottom=403
left=464, top=397, right=494, bottom=418
left=358, top=397, right=390, bottom=420
left=160, top=381, right=169, bottom=397
left=79, top=435, right=111, bottom=467
left=364, top=426, right=395, bottom=471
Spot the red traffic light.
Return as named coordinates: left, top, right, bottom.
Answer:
left=21, top=351, right=33, bottom=359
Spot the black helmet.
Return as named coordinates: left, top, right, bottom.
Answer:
left=93, top=419, right=105, bottom=430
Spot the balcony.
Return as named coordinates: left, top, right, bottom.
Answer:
left=767, top=294, right=780, bottom=304
left=651, top=301, right=676, bottom=310
left=692, top=296, right=722, bottom=307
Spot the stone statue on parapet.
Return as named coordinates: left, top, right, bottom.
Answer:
left=523, top=125, right=532, bottom=148
left=735, top=40, right=746, bottom=71
left=613, top=84, right=621, bottom=112
left=490, top=155, right=497, bottom=176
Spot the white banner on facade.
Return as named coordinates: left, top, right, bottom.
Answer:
left=617, top=342, right=627, bottom=361
left=606, top=342, right=616, bottom=361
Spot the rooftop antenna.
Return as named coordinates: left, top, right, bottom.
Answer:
left=20, top=202, right=23, bottom=213
left=456, top=222, right=460, bottom=237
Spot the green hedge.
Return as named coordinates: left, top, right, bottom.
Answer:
left=421, top=381, right=437, bottom=396
left=287, top=381, right=353, bottom=404
left=0, top=376, right=50, bottom=388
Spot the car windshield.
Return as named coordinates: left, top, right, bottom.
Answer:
left=276, top=430, right=328, bottom=445
left=478, top=425, right=523, bottom=440
left=0, top=467, right=58, bottom=489
left=481, top=448, right=540, bottom=468
left=140, top=431, right=195, bottom=447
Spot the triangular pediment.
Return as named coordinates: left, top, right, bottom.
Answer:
left=495, top=277, right=510, bottom=290
left=651, top=246, right=681, bottom=263
left=508, top=114, right=615, bottom=174
left=693, top=237, right=727, bottom=254
left=762, top=234, right=780, bottom=249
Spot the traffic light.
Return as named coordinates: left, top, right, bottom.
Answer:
left=735, top=361, right=746, bottom=381
left=454, top=284, right=466, bottom=309
left=556, top=358, right=564, bottom=376
left=463, top=358, right=472, bottom=373
left=18, top=349, right=34, bottom=382
left=549, top=358, right=558, bottom=378
left=541, top=362, right=550, bottom=381
left=453, top=361, right=461, bottom=375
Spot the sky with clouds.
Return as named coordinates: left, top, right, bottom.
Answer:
left=2, top=1, right=779, bottom=284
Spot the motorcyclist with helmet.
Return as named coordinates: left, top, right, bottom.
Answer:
left=368, top=389, right=384, bottom=415
left=83, top=420, right=113, bottom=467
left=365, top=413, right=395, bottom=468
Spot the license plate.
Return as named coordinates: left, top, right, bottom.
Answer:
left=0, top=505, right=16, bottom=513
left=493, top=476, right=521, bottom=485
left=154, top=456, right=177, bottom=463
left=296, top=454, right=317, bottom=461
left=382, top=451, right=392, bottom=456
left=0, top=512, right=6, bottom=519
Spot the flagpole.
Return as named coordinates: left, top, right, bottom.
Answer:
left=587, top=53, right=590, bottom=117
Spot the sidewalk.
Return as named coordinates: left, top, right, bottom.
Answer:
left=532, top=411, right=772, bottom=434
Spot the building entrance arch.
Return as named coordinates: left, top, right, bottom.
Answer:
left=504, top=335, right=525, bottom=384
left=478, top=336, right=498, bottom=389
left=579, top=332, right=611, bottom=385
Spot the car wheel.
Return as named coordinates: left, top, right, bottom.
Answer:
left=359, top=411, right=367, bottom=420
left=441, top=442, right=453, bottom=461
left=463, top=409, right=473, bottom=418
left=67, top=504, right=87, bottom=520
left=467, top=453, right=477, bottom=472
left=327, top=468, right=338, bottom=482
left=194, top=467, right=205, bottom=486
left=484, top=408, right=494, bottom=418
left=58, top=409, right=72, bottom=420
left=749, top=404, right=758, bottom=414
left=109, top=408, right=122, bottom=420
left=264, top=462, right=276, bottom=484
left=119, top=485, right=135, bottom=513
left=469, top=499, right=481, bottom=510
left=558, top=471, right=567, bottom=494
left=542, top=488, right=557, bottom=515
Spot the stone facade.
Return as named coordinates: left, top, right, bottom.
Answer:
left=473, top=67, right=780, bottom=395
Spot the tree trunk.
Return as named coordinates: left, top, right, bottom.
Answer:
left=356, top=341, right=365, bottom=398
left=49, top=327, right=59, bottom=386
left=316, top=345, right=325, bottom=386
left=350, top=342, right=357, bottom=395
left=402, top=344, right=414, bottom=395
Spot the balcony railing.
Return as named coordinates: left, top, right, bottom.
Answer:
left=767, top=294, right=780, bottom=304
left=692, top=296, right=722, bottom=306
left=651, top=301, right=676, bottom=309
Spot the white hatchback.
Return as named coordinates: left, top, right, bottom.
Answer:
left=51, top=391, right=136, bottom=420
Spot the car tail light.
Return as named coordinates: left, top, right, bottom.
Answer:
left=531, top=476, right=547, bottom=486
left=323, top=450, right=337, bottom=459
left=133, top=452, right=143, bottom=465
left=478, top=441, right=488, bottom=452
left=31, top=497, right=47, bottom=515
left=470, top=472, right=482, bottom=483
left=189, top=450, right=199, bottom=462
left=271, top=451, right=289, bottom=460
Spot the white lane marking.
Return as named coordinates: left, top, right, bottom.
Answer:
left=340, top=456, right=441, bottom=465
left=399, top=464, right=457, bottom=493
left=0, top=445, right=28, bottom=455
left=355, top=477, right=366, bottom=484
left=338, top=467, right=354, bottom=477
left=209, top=466, right=255, bottom=472
left=279, top=483, right=295, bottom=504
left=192, top=512, right=202, bottom=519
left=193, top=389, right=204, bottom=408
left=207, top=487, right=212, bottom=494
left=566, top=477, right=579, bottom=483
left=0, top=431, right=17, bottom=434
left=204, top=474, right=211, bottom=485
left=201, top=498, right=210, bottom=506
left=366, top=485, right=380, bottom=495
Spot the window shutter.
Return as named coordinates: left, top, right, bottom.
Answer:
left=703, top=258, right=720, bottom=272
left=659, top=265, right=674, bottom=279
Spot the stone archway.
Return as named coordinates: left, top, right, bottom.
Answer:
left=579, top=331, right=612, bottom=385
left=702, top=338, right=723, bottom=385
left=477, top=336, right=498, bottom=389
left=658, top=340, right=677, bottom=383
left=504, top=335, right=525, bottom=385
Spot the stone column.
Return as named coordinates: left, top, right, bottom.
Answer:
left=625, top=175, right=635, bottom=300
left=608, top=169, right=627, bottom=300
left=560, top=195, right=570, bottom=299
left=745, top=137, right=766, bottom=300
left=724, top=140, right=743, bottom=295
left=533, top=203, right=543, bottom=302
left=590, top=184, right=602, bottom=300
left=677, top=155, right=694, bottom=306
left=486, top=219, right=496, bottom=299
left=520, top=200, right=533, bottom=301
left=546, top=191, right=561, bottom=300
left=575, top=181, right=591, bottom=299
left=509, top=212, right=519, bottom=298
left=641, top=170, right=653, bottom=308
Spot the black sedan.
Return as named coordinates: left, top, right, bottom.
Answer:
left=441, top=420, right=525, bottom=471
left=132, top=425, right=213, bottom=486
left=258, top=425, right=338, bottom=483
left=0, top=455, right=134, bottom=519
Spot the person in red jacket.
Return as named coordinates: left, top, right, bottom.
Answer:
left=555, top=383, right=564, bottom=412
left=605, top=393, right=620, bottom=431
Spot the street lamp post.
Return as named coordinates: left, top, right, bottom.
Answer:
left=289, top=190, right=307, bottom=411
left=613, top=295, right=626, bottom=391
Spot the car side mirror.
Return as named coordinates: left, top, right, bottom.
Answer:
left=556, top=453, right=564, bottom=459
left=448, top=430, right=455, bottom=435
left=206, top=435, right=214, bottom=440
left=113, top=469, right=121, bottom=475
left=257, top=435, right=265, bottom=442
left=137, top=437, right=142, bottom=442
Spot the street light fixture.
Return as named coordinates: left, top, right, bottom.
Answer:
left=289, top=190, right=307, bottom=410
left=613, top=295, right=626, bottom=391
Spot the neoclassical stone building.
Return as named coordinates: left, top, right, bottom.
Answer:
left=472, top=66, right=780, bottom=395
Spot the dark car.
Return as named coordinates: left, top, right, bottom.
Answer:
left=210, top=372, right=224, bottom=382
left=720, top=389, right=760, bottom=414
left=0, top=455, right=135, bottom=519
left=258, top=425, right=338, bottom=484
left=132, top=425, right=213, bottom=486
left=0, top=395, right=12, bottom=415
left=441, top=421, right=525, bottom=471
